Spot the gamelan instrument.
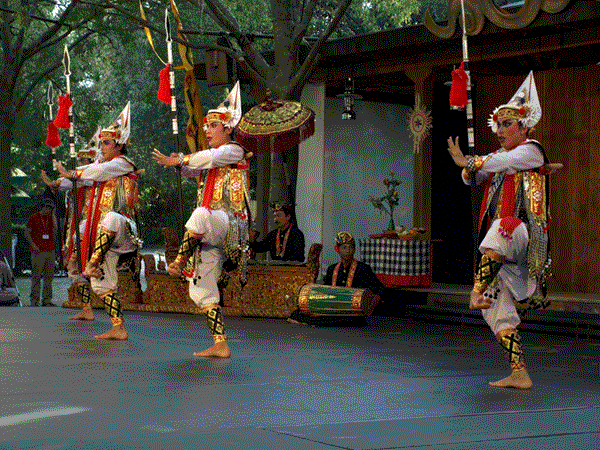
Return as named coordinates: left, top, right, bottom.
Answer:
left=297, top=283, right=379, bottom=317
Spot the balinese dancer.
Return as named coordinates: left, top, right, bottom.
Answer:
left=152, top=81, right=251, bottom=358
left=447, top=72, right=553, bottom=389
left=42, top=131, right=99, bottom=320
left=56, top=103, right=141, bottom=340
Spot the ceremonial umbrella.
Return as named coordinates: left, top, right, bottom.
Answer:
left=10, top=186, right=31, bottom=206
left=236, top=94, right=315, bottom=154
left=10, top=168, right=27, bottom=186
left=10, top=168, right=30, bottom=206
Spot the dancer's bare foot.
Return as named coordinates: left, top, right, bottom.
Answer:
left=94, top=327, right=128, bottom=340
left=68, top=307, right=95, bottom=321
left=469, top=290, right=492, bottom=310
left=489, top=369, right=533, bottom=389
left=167, top=260, right=183, bottom=277
left=193, top=341, right=231, bottom=358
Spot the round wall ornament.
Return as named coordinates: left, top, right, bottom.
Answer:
left=408, top=93, right=432, bottom=154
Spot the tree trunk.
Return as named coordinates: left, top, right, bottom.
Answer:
left=269, top=146, right=298, bottom=206
left=0, top=100, right=15, bottom=266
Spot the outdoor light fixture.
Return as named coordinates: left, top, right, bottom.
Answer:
left=337, top=77, right=362, bottom=120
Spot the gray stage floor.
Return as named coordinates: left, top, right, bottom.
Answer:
left=1, top=307, right=599, bottom=449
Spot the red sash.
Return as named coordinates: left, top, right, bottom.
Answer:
left=332, top=259, right=358, bottom=287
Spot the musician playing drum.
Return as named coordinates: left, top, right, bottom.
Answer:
left=288, top=232, right=384, bottom=325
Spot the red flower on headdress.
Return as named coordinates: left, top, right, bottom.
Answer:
left=219, top=113, right=226, bottom=121
left=518, top=107, right=526, bottom=115
left=492, top=113, right=498, bottom=122
left=203, top=117, right=208, bottom=124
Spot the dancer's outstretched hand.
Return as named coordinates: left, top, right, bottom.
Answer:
left=152, top=148, right=179, bottom=167
left=447, top=136, right=468, bottom=168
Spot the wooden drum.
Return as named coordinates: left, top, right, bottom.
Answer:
left=297, top=283, right=378, bottom=317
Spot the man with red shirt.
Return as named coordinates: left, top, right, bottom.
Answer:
left=25, top=197, right=57, bottom=306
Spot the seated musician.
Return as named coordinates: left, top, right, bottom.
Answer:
left=288, top=232, right=384, bottom=325
left=249, top=202, right=305, bottom=262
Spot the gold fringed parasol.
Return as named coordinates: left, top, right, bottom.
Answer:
left=237, top=94, right=315, bottom=154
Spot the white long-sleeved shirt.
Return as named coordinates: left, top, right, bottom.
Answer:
left=461, top=140, right=544, bottom=185
left=75, top=156, right=136, bottom=182
left=180, top=143, right=244, bottom=178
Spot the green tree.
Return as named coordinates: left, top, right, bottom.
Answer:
left=96, top=0, right=422, bottom=233
left=310, top=0, right=419, bottom=37
left=0, top=0, right=103, bottom=264
left=3, top=0, right=433, bottom=261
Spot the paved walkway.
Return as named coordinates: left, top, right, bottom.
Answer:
left=1, top=306, right=599, bottom=449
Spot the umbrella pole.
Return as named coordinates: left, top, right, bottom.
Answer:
left=256, top=153, right=271, bottom=244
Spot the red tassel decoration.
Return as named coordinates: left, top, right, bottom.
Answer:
left=45, top=121, right=61, bottom=148
left=54, top=94, right=73, bottom=129
left=158, top=64, right=171, bottom=105
left=449, top=61, right=469, bottom=109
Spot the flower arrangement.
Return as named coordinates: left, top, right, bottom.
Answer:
left=368, top=170, right=401, bottom=231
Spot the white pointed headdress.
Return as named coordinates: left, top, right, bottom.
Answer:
left=203, top=81, right=242, bottom=130
left=488, top=71, right=541, bottom=132
left=78, top=126, right=101, bottom=160
left=100, top=101, right=131, bottom=145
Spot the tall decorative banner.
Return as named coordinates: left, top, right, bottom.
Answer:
left=45, top=81, right=61, bottom=154
left=62, top=44, right=83, bottom=273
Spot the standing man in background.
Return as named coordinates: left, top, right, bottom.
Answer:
left=25, top=197, right=57, bottom=306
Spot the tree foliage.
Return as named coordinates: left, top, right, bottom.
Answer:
left=1, top=0, right=101, bottom=262
left=310, top=0, right=420, bottom=37
left=3, top=0, right=448, bottom=260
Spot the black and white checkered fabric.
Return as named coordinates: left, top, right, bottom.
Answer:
left=358, top=239, right=430, bottom=276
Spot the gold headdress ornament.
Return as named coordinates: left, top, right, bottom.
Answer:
left=335, top=232, right=355, bottom=246
left=203, top=81, right=242, bottom=130
left=270, top=201, right=293, bottom=214
left=100, top=102, right=131, bottom=145
left=78, top=126, right=101, bottom=160
left=488, top=71, right=541, bottom=132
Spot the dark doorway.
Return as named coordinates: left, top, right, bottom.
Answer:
left=430, top=81, right=477, bottom=284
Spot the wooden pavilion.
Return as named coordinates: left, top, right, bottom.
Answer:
left=296, top=0, right=600, bottom=298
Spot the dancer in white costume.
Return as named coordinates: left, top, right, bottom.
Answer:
left=56, top=103, right=141, bottom=340
left=153, top=82, right=251, bottom=358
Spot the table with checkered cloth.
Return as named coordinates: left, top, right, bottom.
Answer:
left=358, top=238, right=431, bottom=288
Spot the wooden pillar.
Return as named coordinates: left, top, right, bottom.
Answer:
left=405, top=65, right=433, bottom=236
left=246, top=83, right=271, bottom=254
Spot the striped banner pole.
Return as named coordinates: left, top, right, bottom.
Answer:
left=63, top=45, right=83, bottom=274
left=165, top=8, right=185, bottom=238
left=459, top=0, right=479, bottom=268
left=46, top=81, right=58, bottom=170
